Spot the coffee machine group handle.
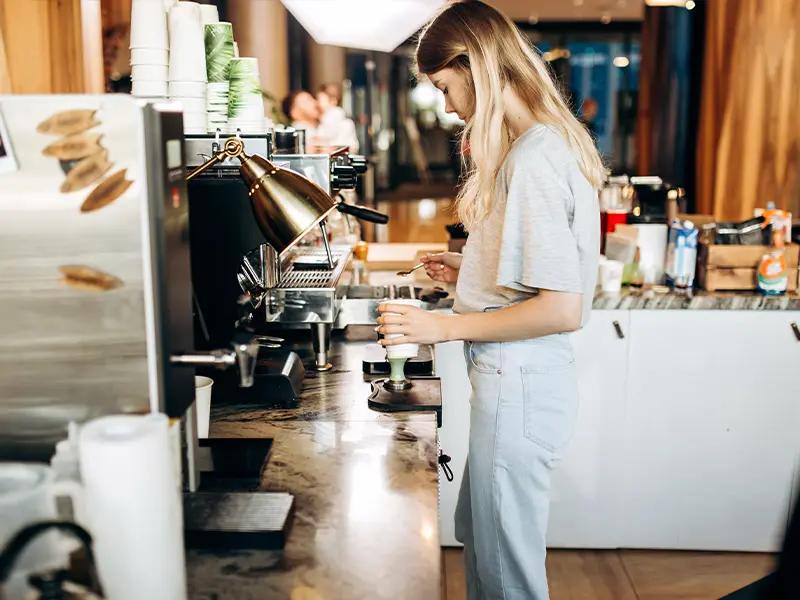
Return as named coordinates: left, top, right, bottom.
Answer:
left=170, top=337, right=260, bottom=388
left=336, top=202, right=389, bottom=224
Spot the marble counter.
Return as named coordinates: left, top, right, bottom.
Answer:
left=186, top=339, right=440, bottom=600
left=593, top=288, right=800, bottom=310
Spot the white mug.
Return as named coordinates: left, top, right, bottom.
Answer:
left=379, top=298, right=423, bottom=359
left=0, top=463, right=81, bottom=598
left=600, top=259, right=624, bottom=293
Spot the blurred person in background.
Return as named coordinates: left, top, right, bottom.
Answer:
left=317, top=82, right=360, bottom=153
left=281, top=90, right=321, bottom=141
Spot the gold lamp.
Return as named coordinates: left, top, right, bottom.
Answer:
left=186, top=138, right=337, bottom=257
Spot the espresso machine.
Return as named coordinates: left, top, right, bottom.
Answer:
left=0, top=97, right=298, bottom=582
left=185, top=129, right=386, bottom=376
left=0, top=96, right=262, bottom=461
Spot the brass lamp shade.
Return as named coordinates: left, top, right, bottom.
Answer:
left=239, top=153, right=337, bottom=257
left=184, top=138, right=338, bottom=257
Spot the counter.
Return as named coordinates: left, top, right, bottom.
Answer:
left=186, top=339, right=440, bottom=600
left=594, top=288, right=800, bottom=310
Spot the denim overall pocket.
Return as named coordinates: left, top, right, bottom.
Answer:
left=466, top=341, right=500, bottom=374
left=520, top=361, right=579, bottom=453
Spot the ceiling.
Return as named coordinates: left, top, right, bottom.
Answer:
left=487, top=0, right=644, bottom=22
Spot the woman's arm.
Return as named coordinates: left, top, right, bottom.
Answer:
left=377, top=289, right=582, bottom=346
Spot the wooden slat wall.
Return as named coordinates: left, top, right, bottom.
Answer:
left=0, top=0, right=103, bottom=93
left=0, top=1, right=11, bottom=94
left=696, top=0, right=800, bottom=220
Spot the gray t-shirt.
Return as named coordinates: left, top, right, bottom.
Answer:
left=453, top=124, right=599, bottom=329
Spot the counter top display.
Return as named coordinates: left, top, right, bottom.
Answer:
left=186, top=340, right=440, bottom=600
left=593, top=288, right=800, bottom=310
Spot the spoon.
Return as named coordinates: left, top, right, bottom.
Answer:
left=396, top=263, right=425, bottom=277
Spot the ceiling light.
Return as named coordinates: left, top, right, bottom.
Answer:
left=686, top=0, right=696, bottom=9
left=527, top=14, right=539, bottom=24
left=280, top=0, right=446, bottom=53
left=613, top=56, right=630, bottom=67
left=600, top=13, right=612, bottom=24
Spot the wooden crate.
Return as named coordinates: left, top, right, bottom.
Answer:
left=697, top=242, right=799, bottom=291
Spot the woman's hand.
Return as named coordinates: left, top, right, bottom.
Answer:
left=420, top=252, right=462, bottom=283
left=377, top=303, right=453, bottom=346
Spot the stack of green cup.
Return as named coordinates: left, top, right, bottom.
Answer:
left=204, top=21, right=234, bottom=132
left=227, top=57, right=265, bottom=133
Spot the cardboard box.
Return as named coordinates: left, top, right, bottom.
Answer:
left=697, top=242, right=799, bottom=291
left=677, top=213, right=716, bottom=227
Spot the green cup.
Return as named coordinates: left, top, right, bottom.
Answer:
left=227, top=57, right=262, bottom=119
left=204, top=22, right=234, bottom=83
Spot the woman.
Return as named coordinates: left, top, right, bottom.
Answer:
left=376, top=2, right=603, bottom=598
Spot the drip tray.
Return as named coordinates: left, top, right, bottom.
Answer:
left=184, top=491, right=294, bottom=550
left=367, top=376, right=442, bottom=427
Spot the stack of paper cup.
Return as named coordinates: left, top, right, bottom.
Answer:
left=205, top=22, right=234, bottom=132
left=168, top=1, right=207, bottom=134
left=130, top=0, right=169, bottom=98
left=227, top=57, right=265, bottom=133
left=199, top=3, right=219, bottom=25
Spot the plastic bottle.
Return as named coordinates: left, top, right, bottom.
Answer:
left=757, top=229, right=788, bottom=295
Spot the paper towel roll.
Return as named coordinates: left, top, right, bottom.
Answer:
left=79, top=414, right=187, bottom=600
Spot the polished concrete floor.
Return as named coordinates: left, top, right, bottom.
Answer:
left=378, top=195, right=778, bottom=599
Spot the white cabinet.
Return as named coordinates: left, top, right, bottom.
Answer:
left=623, top=311, right=800, bottom=551
left=548, top=311, right=630, bottom=548
left=436, top=340, right=471, bottom=547
left=438, top=309, right=800, bottom=551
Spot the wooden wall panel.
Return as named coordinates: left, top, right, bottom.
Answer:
left=0, top=1, right=11, bottom=94
left=49, top=0, right=86, bottom=92
left=696, top=0, right=800, bottom=220
left=0, top=0, right=103, bottom=93
left=1, top=0, right=53, bottom=93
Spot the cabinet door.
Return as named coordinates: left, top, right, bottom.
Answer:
left=625, top=311, right=800, bottom=551
left=547, top=311, right=630, bottom=548
left=436, top=340, right=472, bottom=547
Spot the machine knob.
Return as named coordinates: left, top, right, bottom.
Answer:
left=330, top=164, right=357, bottom=190
left=331, top=175, right=356, bottom=190
left=349, top=155, right=368, bottom=174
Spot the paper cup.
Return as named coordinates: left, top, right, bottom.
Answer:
left=130, top=47, right=169, bottom=66
left=168, top=81, right=206, bottom=98
left=168, top=2, right=207, bottom=83
left=131, top=64, right=168, bottom=81
left=194, top=376, right=213, bottom=438
left=199, top=4, right=219, bottom=25
left=204, top=22, right=234, bottom=83
left=379, top=298, right=423, bottom=359
left=173, top=96, right=206, bottom=112
left=130, top=0, right=168, bottom=50
left=132, top=80, right=169, bottom=97
left=600, top=259, right=624, bottom=294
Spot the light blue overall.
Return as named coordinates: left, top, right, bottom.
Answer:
left=455, top=334, right=579, bottom=599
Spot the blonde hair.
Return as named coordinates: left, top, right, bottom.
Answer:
left=415, top=0, right=605, bottom=229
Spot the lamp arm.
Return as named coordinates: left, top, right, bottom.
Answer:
left=186, top=138, right=246, bottom=182
left=186, top=151, right=225, bottom=181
